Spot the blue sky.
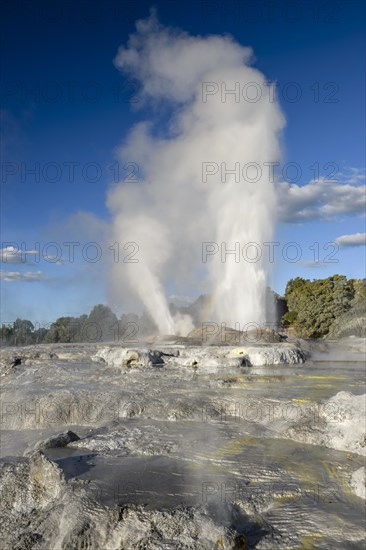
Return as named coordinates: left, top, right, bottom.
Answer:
left=1, top=0, right=365, bottom=323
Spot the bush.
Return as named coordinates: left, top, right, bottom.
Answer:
left=282, top=276, right=364, bottom=338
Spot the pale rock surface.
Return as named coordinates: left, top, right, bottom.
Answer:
left=350, top=467, right=366, bottom=499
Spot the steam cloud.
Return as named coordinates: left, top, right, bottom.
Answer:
left=108, top=12, right=285, bottom=335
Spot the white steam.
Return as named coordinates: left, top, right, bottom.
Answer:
left=108, top=12, right=285, bottom=335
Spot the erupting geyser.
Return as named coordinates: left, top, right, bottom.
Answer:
left=109, top=12, right=285, bottom=335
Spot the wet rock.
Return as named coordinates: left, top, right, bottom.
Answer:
left=94, top=347, right=165, bottom=368
left=94, top=343, right=306, bottom=371
left=69, top=426, right=177, bottom=456
left=146, top=349, right=165, bottom=366
left=161, top=348, right=180, bottom=357
left=350, top=467, right=366, bottom=499
left=113, top=505, right=237, bottom=549
left=318, top=391, right=366, bottom=455
left=173, top=345, right=306, bottom=369
left=34, top=430, right=80, bottom=450
left=40, top=352, right=57, bottom=360
left=227, top=345, right=306, bottom=366
left=1, top=349, right=59, bottom=372
left=0, top=452, right=237, bottom=549
left=285, top=391, right=366, bottom=455
left=0, top=451, right=66, bottom=517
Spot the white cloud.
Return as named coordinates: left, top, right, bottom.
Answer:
left=0, top=246, right=63, bottom=264
left=0, top=270, right=48, bottom=282
left=338, top=167, right=366, bottom=185
left=277, top=176, right=366, bottom=223
left=335, top=233, right=366, bottom=248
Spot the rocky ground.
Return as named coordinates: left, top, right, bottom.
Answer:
left=0, top=337, right=365, bottom=549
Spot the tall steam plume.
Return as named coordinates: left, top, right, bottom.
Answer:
left=108, top=12, right=285, bottom=335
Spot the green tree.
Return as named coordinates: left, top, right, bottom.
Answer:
left=44, top=316, right=80, bottom=343
left=13, top=318, right=34, bottom=345
left=0, top=324, right=14, bottom=346
left=282, top=275, right=356, bottom=338
left=86, top=305, right=118, bottom=342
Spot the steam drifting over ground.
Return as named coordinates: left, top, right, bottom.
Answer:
left=108, top=12, right=285, bottom=335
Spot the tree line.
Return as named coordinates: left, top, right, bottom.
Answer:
left=1, top=276, right=365, bottom=346
left=0, top=305, right=153, bottom=346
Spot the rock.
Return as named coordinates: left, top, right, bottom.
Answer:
left=0, top=451, right=66, bottom=515
left=69, top=426, right=178, bottom=456
left=350, top=467, right=366, bottom=499
left=39, top=352, right=57, bottom=360
left=228, top=345, right=306, bottom=366
left=34, top=430, right=80, bottom=450
left=0, top=349, right=60, bottom=373
left=286, top=391, right=366, bottom=455
left=94, top=347, right=165, bottom=368
left=123, top=350, right=140, bottom=367
left=0, top=452, right=237, bottom=549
